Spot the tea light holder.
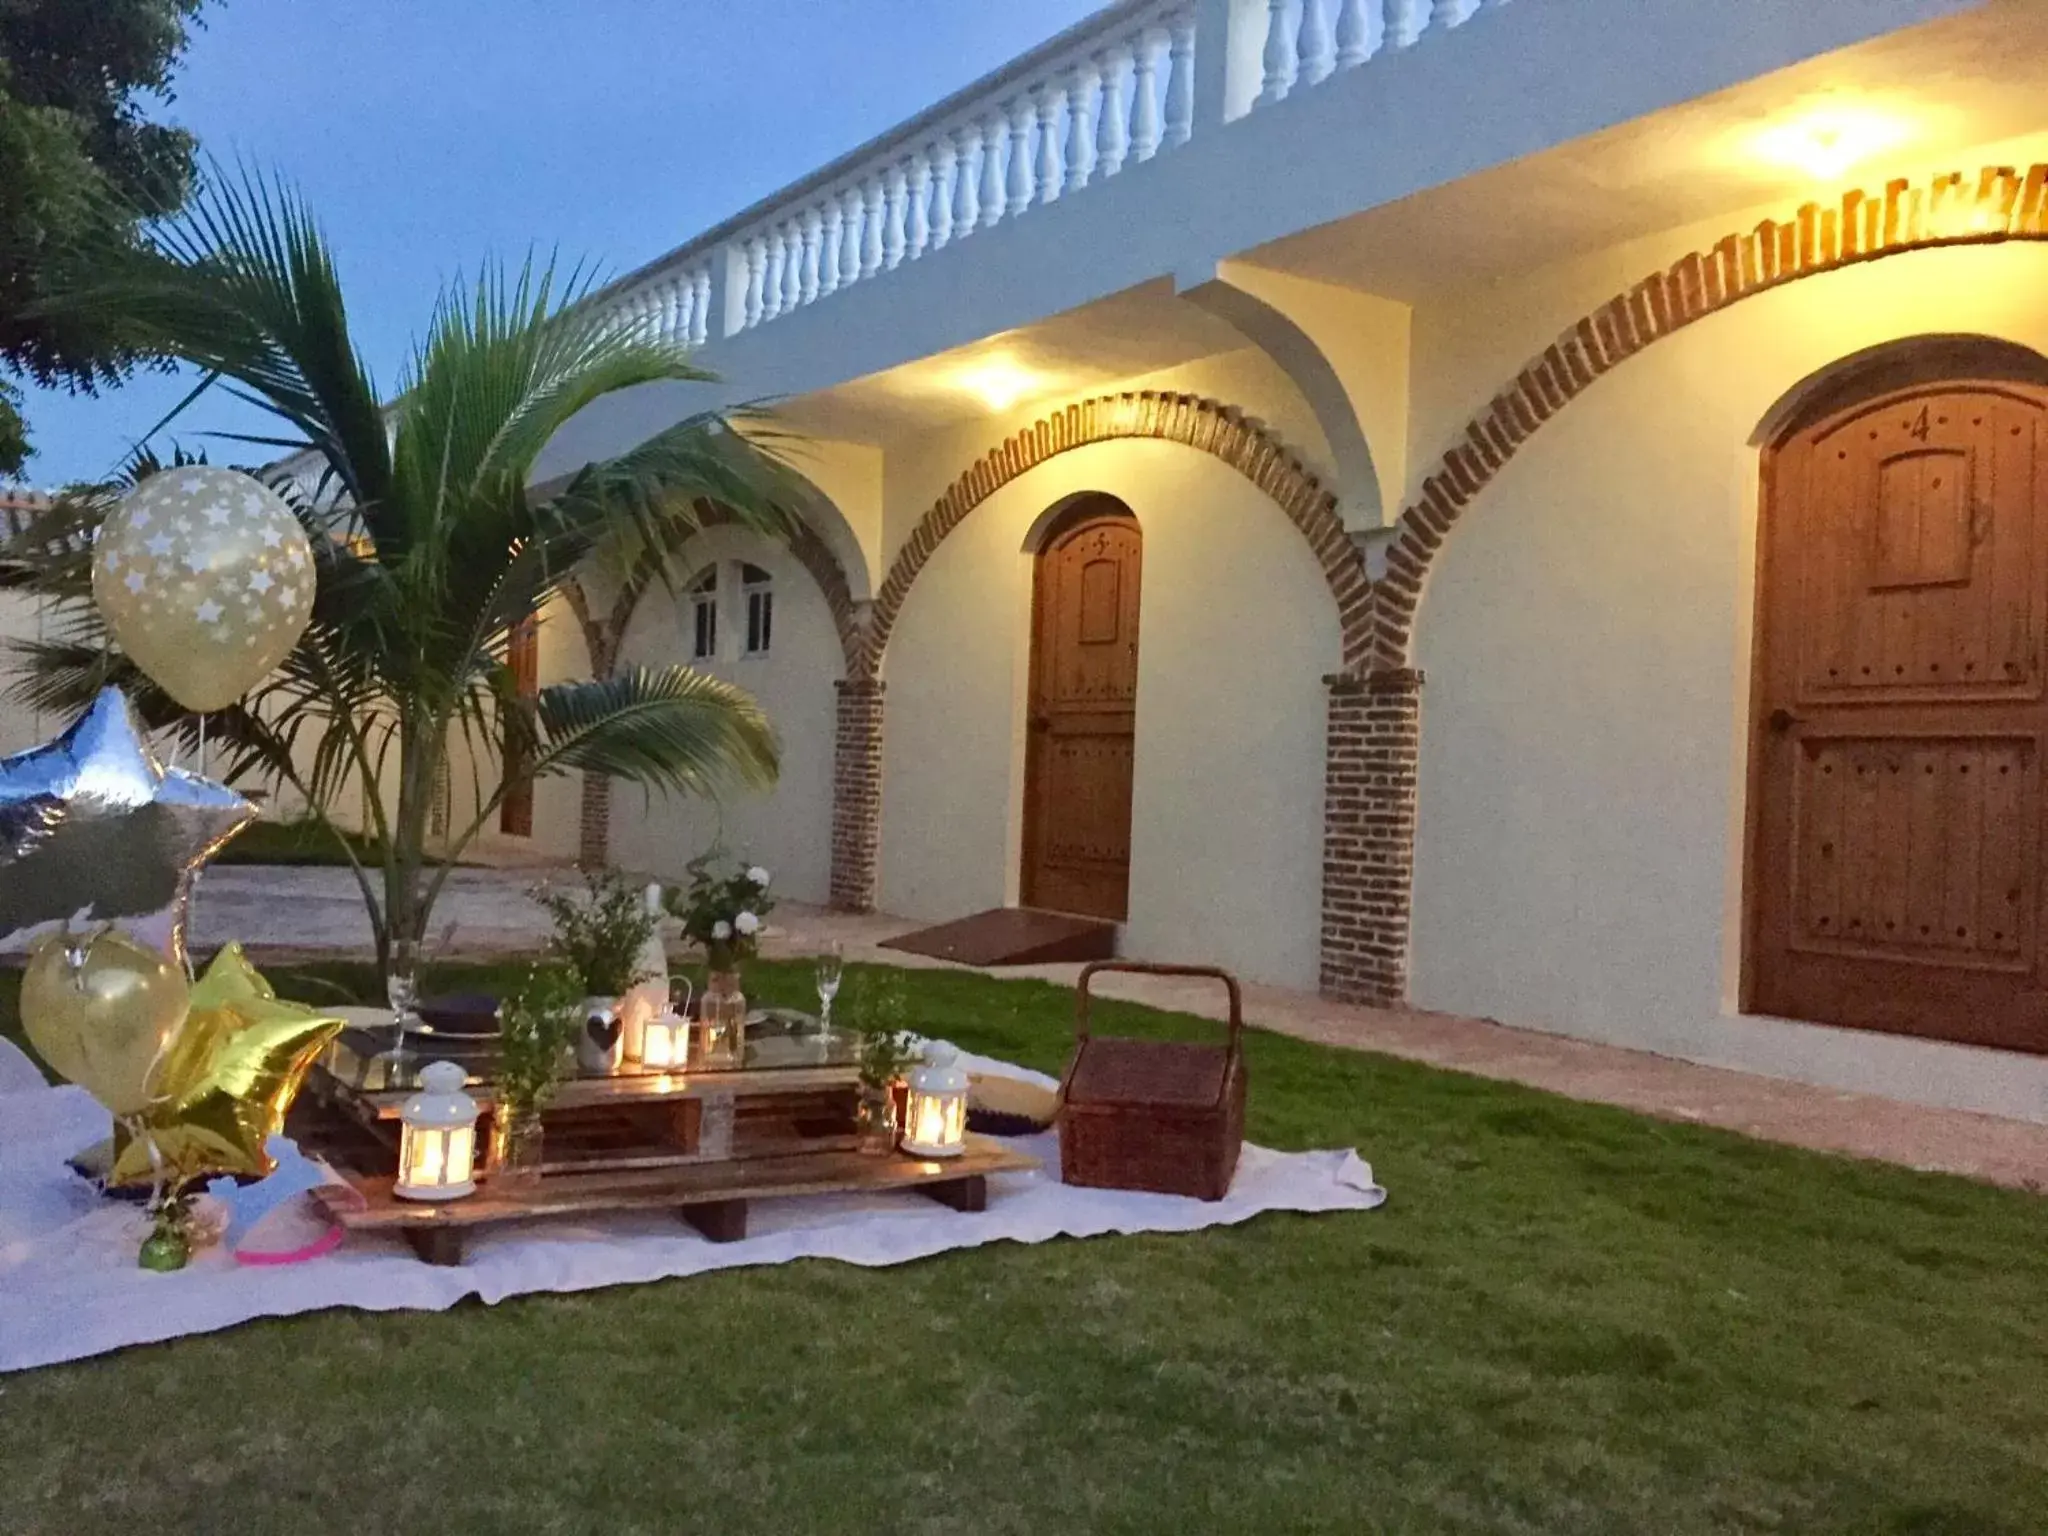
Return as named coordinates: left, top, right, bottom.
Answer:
left=394, top=1061, right=479, bottom=1200
left=641, top=1010, right=690, bottom=1070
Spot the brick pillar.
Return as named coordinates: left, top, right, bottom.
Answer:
left=577, top=773, right=612, bottom=871
left=1319, top=667, right=1423, bottom=1006
left=830, top=678, right=885, bottom=911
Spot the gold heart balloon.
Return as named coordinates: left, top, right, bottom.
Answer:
left=110, top=946, right=344, bottom=1186
left=92, top=466, right=317, bottom=713
left=19, top=929, right=191, bottom=1117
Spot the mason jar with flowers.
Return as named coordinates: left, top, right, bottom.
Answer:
left=666, top=854, right=775, bottom=1055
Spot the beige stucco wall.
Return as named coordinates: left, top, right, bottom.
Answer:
left=1404, top=201, right=2048, bottom=1120
left=0, top=591, right=52, bottom=757
left=877, top=433, right=1337, bottom=988
left=607, top=524, right=840, bottom=903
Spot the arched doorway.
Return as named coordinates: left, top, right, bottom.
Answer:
left=1745, top=348, right=2048, bottom=1053
left=1021, top=494, right=1143, bottom=921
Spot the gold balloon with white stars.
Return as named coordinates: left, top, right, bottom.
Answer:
left=92, top=466, right=317, bottom=713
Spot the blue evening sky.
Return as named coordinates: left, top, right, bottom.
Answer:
left=15, top=0, right=1102, bottom=487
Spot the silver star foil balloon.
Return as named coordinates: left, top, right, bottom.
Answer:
left=0, top=688, right=257, bottom=940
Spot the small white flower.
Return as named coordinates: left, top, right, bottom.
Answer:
left=711, top=920, right=732, bottom=941
left=746, top=865, right=771, bottom=888
left=734, top=911, right=760, bottom=936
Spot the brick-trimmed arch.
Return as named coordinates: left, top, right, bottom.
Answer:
left=858, top=390, right=1373, bottom=678
left=562, top=502, right=865, bottom=869
left=1316, top=161, right=2048, bottom=1011
left=831, top=389, right=1382, bottom=975
left=1369, top=162, right=2048, bottom=672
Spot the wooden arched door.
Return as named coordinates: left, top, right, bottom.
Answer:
left=1022, top=497, right=1142, bottom=921
left=1747, top=374, right=2048, bottom=1052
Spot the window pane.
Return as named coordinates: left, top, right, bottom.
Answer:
left=745, top=589, right=773, bottom=654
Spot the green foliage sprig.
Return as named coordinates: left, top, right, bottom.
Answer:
left=847, top=971, right=922, bottom=1090
left=495, top=963, right=583, bottom=1113
left=534, top=869, right=658, bottom=997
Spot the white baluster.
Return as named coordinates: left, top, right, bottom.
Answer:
left=979, top=109, right=1007, bottom=227
left=1389, top=0, right=1427, bottom=46
left=861, top=175, right=886, bottom=276
left=819, top=200, right=843, bottom=295
left=953, top=123, right=983, bottom=236
left=1066, top=58, right=1101, bottom=191
left=1130, top=30, right=1163, bottom=161
left=839, top=185, right=865, bottom=285
left=930, top=137, right=957, bottom=249
left=1096, top=45, right=1130, bottom=177
left=1335, top=0, right=1377, bottom=65
left=1006, top=97, right=1035, bottom=212
left=1165, top=15, right=1196, bottom=146
left=761, top=230, right=786, bottom=320
left=1300, top=0, right=1336, bottom=85
left=1437, top=0, right=1481, bottom=23
left=675, top=280, right=700, bottom=348
left=743, top=236, right=766, bottom=328
left=783, top=220, right=805, bottom=312
left=906, top=153, right=932, bottom=257
left=882, top=162, right=909, bottom=269
left=790, top=217, right=815, bottom=309
left=650, top=282, right=674, bottom=343
left=1035, top=82, right=1067, bottom=202
left=691, top=267, right=711, bottom=344
left=1259, top=0, right=1295, bottom=105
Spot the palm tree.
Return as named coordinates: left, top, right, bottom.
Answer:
left=0, top=170, right=796, bottom=973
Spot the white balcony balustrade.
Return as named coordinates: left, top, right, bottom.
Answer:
left=589, top=0, right=1515, bottom=347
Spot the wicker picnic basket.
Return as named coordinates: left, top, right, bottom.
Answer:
left=1057, top=961, right=1246, bottom=1202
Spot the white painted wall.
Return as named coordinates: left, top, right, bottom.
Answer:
left=0, top=591, right=51, bottom=757
left=879, top=434, right=1336, bottom=988
left=1406, top=197, right=2048, bottom=1121
left=607, top=525, right=839, bottom=904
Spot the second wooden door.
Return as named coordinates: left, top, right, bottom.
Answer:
left=1022, top=498, right=1142, bottom=922
left=1748, top=377, right=2048, bottom=1053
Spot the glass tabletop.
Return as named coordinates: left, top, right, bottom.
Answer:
left=324, top=1006, right=863, bottom=1093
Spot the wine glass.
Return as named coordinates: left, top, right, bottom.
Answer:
left=373, top=937, right=421, bottom=1087
left=814, top=941, right=844, bottom=1043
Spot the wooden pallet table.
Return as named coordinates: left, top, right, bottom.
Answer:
left=294, top=1009, right=1038, bottom=1264
left=308, top=1136, right=1039, bottom=1266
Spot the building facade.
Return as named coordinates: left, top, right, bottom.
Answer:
left=20, top=0, right=2048, bottom=1121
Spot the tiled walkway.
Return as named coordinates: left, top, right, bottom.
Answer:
left=42, top=866, right=2046, bottom=1192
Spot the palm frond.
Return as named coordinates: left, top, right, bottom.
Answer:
left=531, top=666, right=779, bottom=797
left=32, top=161, right=394, bottom=524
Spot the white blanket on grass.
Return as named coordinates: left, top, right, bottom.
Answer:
left=0, top=1052, right=1384, bottom=1373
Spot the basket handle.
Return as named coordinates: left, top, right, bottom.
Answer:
left=1074, top=961, right=1244, bottom=1062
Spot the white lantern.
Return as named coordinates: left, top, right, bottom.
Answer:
left=641, top=1010, right=690, bottom=1069
left=395, top=1060, right=479, bottom=1201
left=901, top=1042, right=969, bottom=1158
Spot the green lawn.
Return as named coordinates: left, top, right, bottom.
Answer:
left=4, top=961, right=2048, bottom=1534
left=209, top=818, right=387, bottom=867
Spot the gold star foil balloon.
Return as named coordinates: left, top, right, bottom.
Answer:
left=19, top=929, right=192, bottom=1117
left=0, top=688, right=256, bottom=940
left=110, top=945, right=345, bottom=1187
left=92, top=465, right=316, bottom=713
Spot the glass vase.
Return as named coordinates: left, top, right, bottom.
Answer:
left=490, top=1104, right=544, bottom=1194
left=699, top=970, right=747, bottom=1069
left=856, top=1082, right=900, bottom=1156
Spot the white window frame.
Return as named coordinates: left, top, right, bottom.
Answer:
left=687, top=566, right=719, bottom=662
left=741, top=562, right=774, bottom=658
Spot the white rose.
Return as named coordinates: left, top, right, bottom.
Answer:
left=711, top=920, right=732, bottom=940
left=734, top=911, right=761, bottom=935
left=747, top=866, right=771, bottom=888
